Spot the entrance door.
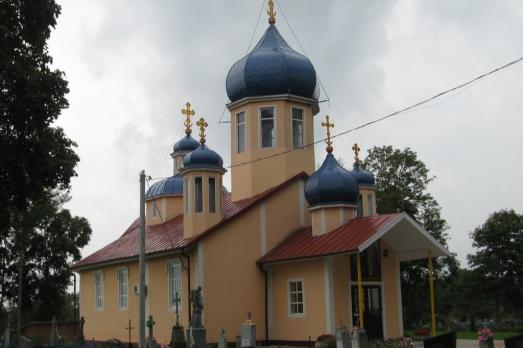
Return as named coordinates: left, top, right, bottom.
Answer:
left=351, top=285, right=384, bottom=339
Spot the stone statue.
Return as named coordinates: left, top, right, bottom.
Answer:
left=189, top=287, right=204, bottom=328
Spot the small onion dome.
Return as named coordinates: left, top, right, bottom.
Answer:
left=173, top=134, right=200, bottom=154
left=181, top=144, right=225, bottom=172
left=226, top=24, right=319, bottom=103
left=304, top=153, right=359, bottom=207
left=350, top=163, right=376, bottom=188
left=145, top=174, right=183, bottom=200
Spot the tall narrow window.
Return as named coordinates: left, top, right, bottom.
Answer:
left=260, top=107, right=275, bottom=148
left=357, top=194, right=363, bottom=218
left=95, top=271, right=104, bottom=310
left=292, top=108, right=304, bottom=149
left=194, top=177, right=203, bottom=213
left=184, top=177, right=190, bottom=214
left=208, top=177, right=216, bottom=213
left=367, top=194, right=373, bottom=216
left=168, top=261, right=182, bottom=309
left=236, top=112, right=246, bottom=153
left=288, top=280, right=304, bottom=316
left=117, top=268, right=128, bottom=310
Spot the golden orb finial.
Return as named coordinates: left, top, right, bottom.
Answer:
left=182, top=102, right=196, bottom=135
left=196, top=117, right=208, bottom=144
left=268, top=0, right=276, bottom=24
left=352, top=143, right=361, bottom=165
left=321, top=115, right=335, bottom=153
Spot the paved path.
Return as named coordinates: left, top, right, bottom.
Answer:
left=413, top=339, right=504, bottom=348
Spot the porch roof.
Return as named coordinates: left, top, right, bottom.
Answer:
left=257, top=212, right=449, bottom=264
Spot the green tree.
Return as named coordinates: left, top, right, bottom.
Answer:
left=363, top=146, right=458, bottom=328
left=1, top=0, right=83, bottom=339
left=468, top=209, right=523, bottom=324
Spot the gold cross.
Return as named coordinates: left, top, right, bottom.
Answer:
left=268, top=0, right=276, bottom=24
left=352, top=143, right=361, bottom=164
left=182, top=102, right=196, bottom=135
left=321, top=115, right=335, bottom=152
left=196, top=117, right=208, bottom=144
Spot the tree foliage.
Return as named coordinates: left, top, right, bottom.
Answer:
left=468, top=209, right=523, bottom=321
left=363, top=146, right=458, bottom=327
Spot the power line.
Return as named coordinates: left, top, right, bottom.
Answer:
left=153, top=55, right=523, bottom=179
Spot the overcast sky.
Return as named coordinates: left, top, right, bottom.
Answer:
left=48, top=0, right=523, bottom=265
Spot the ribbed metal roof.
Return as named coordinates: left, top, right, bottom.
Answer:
left=257, top=214, right=402, bottom=264
left=145, top=174, right=183, bottom=200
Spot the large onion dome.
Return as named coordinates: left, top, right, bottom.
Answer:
left=304, top=153, right=359, bottom=207
left=145, top=174, right=183, bottom=200
left=173, top=134, right=200, bottom=153
left=182, top=144, right=224, bottom=172
left=350, top=163, right=376, bottom=188
left=226, top=24, right=319, bottom=103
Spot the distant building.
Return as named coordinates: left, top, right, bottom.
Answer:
left=73, top=4, right=448, bottom=344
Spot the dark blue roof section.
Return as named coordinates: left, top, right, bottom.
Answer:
left=226, top=24, right=319, bottom=103
left=350, top=163, right=376, bottom=187
left=182, top=144, right=224, bottom=171
left=145, top=174, right=183, bottom=200
left=304, top=153, right=359, bottom=207
left=173, top=134, right=200, bottom=153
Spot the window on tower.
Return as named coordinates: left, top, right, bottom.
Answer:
left=260, top=107, right=275, bottom=148
left=292, top=108, right=304, bottom=149
left=195, top=177, right=203, bottom=213
left=209, top=177, right=216, bottom=213
left=236, top=112, right=246, bottom=153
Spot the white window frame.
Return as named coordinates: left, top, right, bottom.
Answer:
left=167, top=260, right=183, bottom=310
left=288, top=278, right=305, bottom=317
left=258, top=106, right=277, bottom=149
left=94, top=271, right=104, bottom=311
left=236, top=111, right=246, bottom=153
left=117, top=267, right=128, bottom=310
left=291, top=107, right=305, bottom=149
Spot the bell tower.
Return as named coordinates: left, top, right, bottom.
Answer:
left=226, top=4, right=320, bottom=201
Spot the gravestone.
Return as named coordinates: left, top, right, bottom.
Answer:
left=170, top=292, right=187, bottom=348
left=186, top=287, right=206, bottom=348
left=50, top=316, right=61, bottom=345
left=240, top=313, right=256, bottom=348
left=78, top=316, right=86, bottom=343
left=350, top=328, right=367, bottom=348
left=423, top=332, right=456, bottom=348
left=235, top=335, right=241, bottom=348
left=218, top=328, right=228, bottom=348
left=146, top=315, right=158, bottom=348
left=505, top=334, right=523, bottom=348
left=335, top=327, right=351, bottom=348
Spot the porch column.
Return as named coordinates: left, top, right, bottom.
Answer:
left=356, top=253, right=364, bottom=328
left=428, top=250, right=436, bottom=336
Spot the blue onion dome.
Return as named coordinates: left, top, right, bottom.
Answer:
left=145, top=174, right=183, bottom=200
left=304, top=153, right=359, bottom=207
left=350, top=162, right=375, bottom=187
left=226, top=24, right=319, bottom=103
left=181, top=144, right=225, bottom=172
left=172, top=134, right=200, bottom=154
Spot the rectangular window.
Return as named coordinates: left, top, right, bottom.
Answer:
left=350, top=242, right=381, bottom=281
left=357, top=194, right=363, bottom=218
left=195, top=177, right=203, bottom=213
left=209, top=177, right=216, bottom=213
left=288, top=280, right=304, bottom=316
left=236, top=112, right=246, bottom=153
left=260, top=107, right=275, bottom=148
left=117, top=268, right=128, bottom=310
left=184, top=177, right=190, bottom=214
left=292, top=108, right=304, bottom=149
left=168, top=261, right=182, bottom=309
left=367, top=194, right=373, bottom=216
left=94, top=271, right=104, bottom=310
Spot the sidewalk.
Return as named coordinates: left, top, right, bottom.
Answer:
left=412, top=339, right=505, bottom=348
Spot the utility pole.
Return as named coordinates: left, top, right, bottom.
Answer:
left=139, top=170, right=146, bottom=348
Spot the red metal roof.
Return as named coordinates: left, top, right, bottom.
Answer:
left=257, top=213, right=402, bottom=264
left=73, top=172, right=307, bottom=269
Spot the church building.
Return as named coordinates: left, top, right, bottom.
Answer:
left=73, top=3, right=448, bottom=344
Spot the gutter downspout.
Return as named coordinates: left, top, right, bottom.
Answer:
left=258, top=263, right=269, bottom=342
left=181, top=248, right=191, bottom=324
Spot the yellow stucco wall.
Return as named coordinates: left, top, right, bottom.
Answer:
left=332, top=255, right=350, bottom=329
left=380, top=240, right=402, bottom=338
left=311, top=207, right=356, bottom=236
left=270, top=259, right=326, bottom=341
left=229, top=100, right=315, bottom=201
left=146, top=197, right=183, bottom=226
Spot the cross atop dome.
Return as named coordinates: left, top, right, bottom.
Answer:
left=196, top=117, right=208, bottom=144
left=322, top=115, right=335, bottom=153
left=268, top=0, right=276, bottom=24
left=182, top=102, right=196, bottom=135
left=352, top=143, right=361, bottom=165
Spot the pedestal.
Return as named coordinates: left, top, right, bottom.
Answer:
left=336, top=327, right=351, bottom=348
left=171, top=326, right=187, bottom=348
left=351, top=329, right=368, bottom=348
left=146, top=337, right=158, bottom=348
left=240, top=324, right=256, bottom=348
left=186, top=327, right=206, bottom=348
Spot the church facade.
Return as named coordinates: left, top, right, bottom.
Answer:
left=73, top=5, right=448, bottom=345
